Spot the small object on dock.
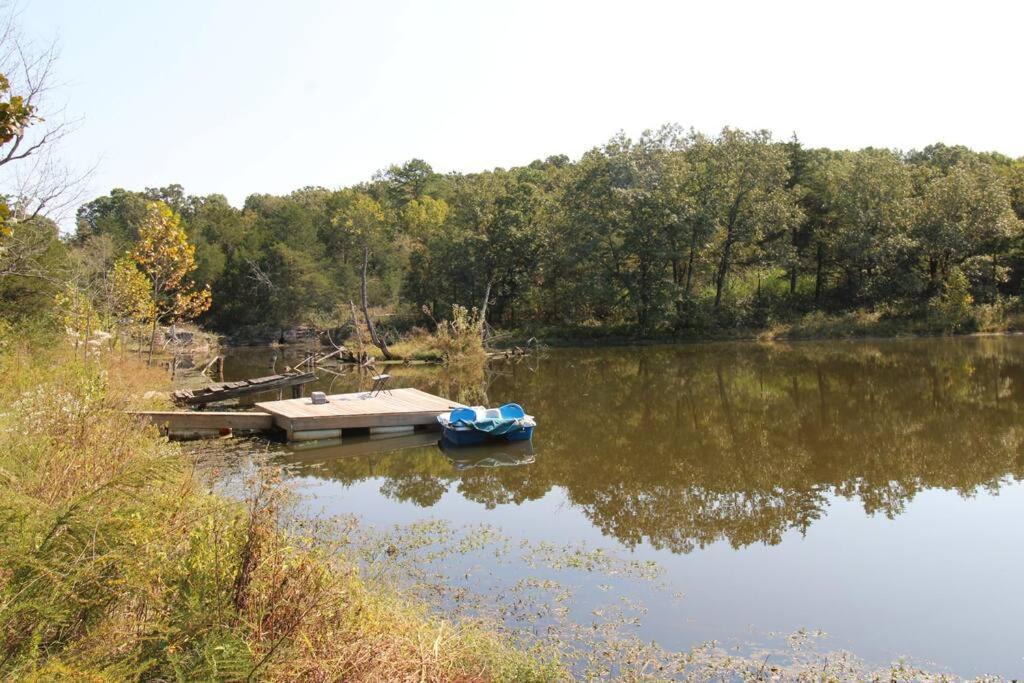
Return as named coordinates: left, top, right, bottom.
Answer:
left=438, top=403, right=536, bottom=446
left=172, top=371, right=317, bottom=406
left=369, top=373, right=392, bottom=397
left=310, top=391, right=328, bottom=405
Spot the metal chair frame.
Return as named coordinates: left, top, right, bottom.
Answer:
left=368, top=373, right=392, bottom=398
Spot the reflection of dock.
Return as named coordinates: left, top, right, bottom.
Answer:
left=283, top=429, right=441, bottom=459
left=136, top=387, right=463, bottom=442
left=281, top=429, right=537, bottom=471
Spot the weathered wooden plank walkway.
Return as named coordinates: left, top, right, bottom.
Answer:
left=135, top=387, right=462, bottom=442
left=133, top=410, right=274, bottom=432
left=172, top=372, right=317, bottom=406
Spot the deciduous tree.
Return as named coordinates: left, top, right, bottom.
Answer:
left=131, top=201, right=211, bottom=360
left=334, top=191, right=394, bottom=359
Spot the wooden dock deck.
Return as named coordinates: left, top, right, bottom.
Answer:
left=256, top=388, right=464, bottom=440
left=136, top=387, right=463, bottom=442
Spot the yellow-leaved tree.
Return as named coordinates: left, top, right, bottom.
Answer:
left=131, top=201, right=211, bottom=361
left=0, top=72, right=39, bottom=238
left=109, top=255, right=156, bottom=355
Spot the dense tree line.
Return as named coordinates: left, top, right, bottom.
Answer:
left=65, top=127, right=1024, bottom=337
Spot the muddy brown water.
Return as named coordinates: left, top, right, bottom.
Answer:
left=207, top=337, right=1024, bottom=677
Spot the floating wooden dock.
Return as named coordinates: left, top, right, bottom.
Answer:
left=256, top=388, right=463, bottom=441
left=136, top=387, right=463, bottom=442
left=172, top=372, right=317, bottom=406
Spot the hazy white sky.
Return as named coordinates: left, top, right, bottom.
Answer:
left=22, top=0, right=1024, bottom=213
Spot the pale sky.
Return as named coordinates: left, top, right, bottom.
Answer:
left=22, top=0, right=1024, bottom=220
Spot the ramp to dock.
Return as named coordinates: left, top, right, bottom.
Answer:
left=173, top=372, right=317, bottom=406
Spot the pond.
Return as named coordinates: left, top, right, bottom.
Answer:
left=204, top=337, right=1024, bottom=678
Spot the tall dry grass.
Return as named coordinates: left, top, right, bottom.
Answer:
left=433, top=305, right=487, bottom=366
left=0, top=338, right=561, bottom=681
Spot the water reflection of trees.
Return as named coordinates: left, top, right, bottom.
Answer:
left=284, top=338, right=1024, bottom=555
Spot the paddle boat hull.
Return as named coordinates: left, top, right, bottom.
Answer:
left=437, top=403, right=536, bottom=446
left=441, top=423, right=534, bottom=446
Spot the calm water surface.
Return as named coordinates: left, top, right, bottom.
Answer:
left=215, top=338, right=1024, bottom=677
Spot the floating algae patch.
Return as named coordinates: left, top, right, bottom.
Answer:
left=182, top=434, right=1001, bottom=681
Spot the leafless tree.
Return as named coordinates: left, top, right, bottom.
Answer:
left=0, top=221, right=59, bottom=281
left=0, top=3, right=91, bottom=280
left=246, top=258, right=277, bottom=291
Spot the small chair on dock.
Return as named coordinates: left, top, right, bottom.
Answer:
left=369, top=373, right=392, bottom=398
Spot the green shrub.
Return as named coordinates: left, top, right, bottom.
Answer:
left=927, top=269, right=974, bottom=333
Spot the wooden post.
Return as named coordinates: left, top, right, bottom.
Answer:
left=291, top=384, right=303, bottom=399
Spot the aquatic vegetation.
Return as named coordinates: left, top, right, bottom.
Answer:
left=296, top=513, right=989, bottom=681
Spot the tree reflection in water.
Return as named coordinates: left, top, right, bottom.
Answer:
left=277, top=337, right=1024, bottom=554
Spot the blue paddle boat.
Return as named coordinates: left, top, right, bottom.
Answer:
left=437, top=403, right=536, bottom=446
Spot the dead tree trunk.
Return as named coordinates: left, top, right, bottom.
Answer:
left=479, top=279, right=493, bottom=342
left=360, top=247, right=393, bottom=360
left=348, top=300, right=368, bottom=364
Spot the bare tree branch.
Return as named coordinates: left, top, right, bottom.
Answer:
left=0, top=221, right=63, bottom=283
left=246, top=258, right=276, bottom=291
left=11, top=149, right=94, bottom=224
left=0, top=5, right=90, bottom=240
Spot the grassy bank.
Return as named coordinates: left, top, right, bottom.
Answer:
left=0, top=336, right=559, bottom=681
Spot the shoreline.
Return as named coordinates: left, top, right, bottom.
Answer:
left=498, top=328, right=1024, bottom=348
left=213, top=325, right=1024, bottom=353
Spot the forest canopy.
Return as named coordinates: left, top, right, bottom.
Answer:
left=58, top=127, right=1024, bottom=339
